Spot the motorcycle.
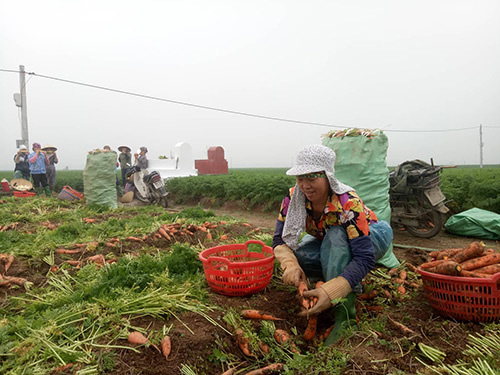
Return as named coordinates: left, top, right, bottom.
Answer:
left=389, top=159, right=449, bottom=238
left=126, top=166, right=169, bottom=208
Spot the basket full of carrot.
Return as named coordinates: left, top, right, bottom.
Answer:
left=417, top=241, right=500, bottom=322
left=198, top=240, right=275, bottom=296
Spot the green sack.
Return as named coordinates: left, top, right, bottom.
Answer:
left=444, top=208, right=500, bottom=240
left=83, top=151, right=118, bottom=209
left=322, top=131, right=400, bottom=268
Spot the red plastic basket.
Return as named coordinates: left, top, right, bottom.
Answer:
left=13, top=191, right=36, bottom=198
left=418, top=268, right=500, bottom=322
left=198, top=240, right=275, bottom=296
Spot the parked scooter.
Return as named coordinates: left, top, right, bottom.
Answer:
left=389, top=160, right=449, bottom=238
left=126, top=166, right=169, bottom=208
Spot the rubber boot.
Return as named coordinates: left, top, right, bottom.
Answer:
left=324, top=292, right=357, bottom=346
left=35, top=187, right=43, bottom=196
left=44, top=186, right=51, bottom=197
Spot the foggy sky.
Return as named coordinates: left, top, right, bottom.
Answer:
left=1, top=0, right=499, bottom=171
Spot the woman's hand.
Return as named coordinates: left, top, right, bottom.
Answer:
left=299, top=288, right=332, bottom=315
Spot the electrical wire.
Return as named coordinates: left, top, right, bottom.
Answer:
left=1, top=68, right=499, bottom=132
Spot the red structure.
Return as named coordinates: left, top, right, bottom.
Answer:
left=195, top=146, right=228, bottom=175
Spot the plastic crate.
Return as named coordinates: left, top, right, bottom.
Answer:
left=199, top=240, right=275, bottom=296
left=418, top=268, right=500, bottom=322
left=13, top=191, right=36, bottom=198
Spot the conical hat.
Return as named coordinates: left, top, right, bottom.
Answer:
left=42, top=145, right=57, bottom=151
left=118, top=145, right=131, bottom=152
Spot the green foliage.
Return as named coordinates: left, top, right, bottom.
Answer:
left=166, top=244, right=203, bottom=278
left=441, top=167, right=500, bottom=213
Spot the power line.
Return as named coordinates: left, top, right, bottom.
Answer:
left=1, top=68, right=499, bottom=132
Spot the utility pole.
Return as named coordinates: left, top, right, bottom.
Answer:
left=479, top=124, right=483, bottom=168
left=13, top=65, right=29, bottom=148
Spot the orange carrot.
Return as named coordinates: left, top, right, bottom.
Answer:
left=219, top=221, right=227, bottom=225
left=387, top=316, right=416, bottom=336
left=318, top=324, right=335, bottom=341
left=240, top=309, right=284, bottom=321
left=82, top=218, right=96, bottom=223
left=128, top=331, right=149, bottom=345
left=426, top=260, right=462, bottom=276
left=420, top=259, right=448, bottom=269
left=399, top=270, right=407, bottom=281
left=126, top=236, right=143, bottom=242
left=430, top=248, right=462, bottom=260
left=406, top=263, right=418, bottom=272
left=303, top=315, right=318, bottom=341
left=451, top=242, right=485, bottom=263
left=55, top=248, right=82, bottom=254
left=388, top=268, right=399, bottom=276
left=366, top=306, right=384, bottom=313
left=65, top=260, right=81, bottom=266
left=459, top=270, right=492, bottom=278
left=54, top=363, right=74, bottom=373
left=84, top=254, right=105, bottom=265
left=258, top=341, right=270, bottom=354
left=383, top=289, right=392, bottom=299
left=274, top=329, right=299, bottom=353
left=472, top=264, right=500, bottom=274
left=206, top=232, right=213, bottom=240
left=4, top=254, right=14, bottom=273
left=357, top=289, right=377, bottom=300
left=460, top=253, right=500, bottom=271
left=235, top=328, right=252, bottom=356
left=161, top=335, right=171, bottom=360
left=3, top=276, right=27, bottom=286
left=244, top=363, right=284, bottom=375
left=241, top=223, right=252, bottom=227
left=158, top=228, right=171, bottom=240
left=396, top=285, right=406, bottom=294
left=220, top=234, right=228, bottom=240
left=298, top=281, right=308, bottom=296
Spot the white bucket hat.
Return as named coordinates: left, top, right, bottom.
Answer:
left=282, top=144, right=354, bottom=250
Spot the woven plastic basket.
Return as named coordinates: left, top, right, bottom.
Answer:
left=418, top=268, right=500, bottom=322
left=199, top=240, right=275, bottom=296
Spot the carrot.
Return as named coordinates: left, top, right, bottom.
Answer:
left=65, top=260, right=81, bottom=266
left=399, top=270, right=407, bottom=281
left=161, top=335, right=171, bottom=360
left=460, top=253, right=500, bottom=271
left=406, top=263, right=418, bottom=273
left=273, top=329, right=299, bottom=353
left=451, top=242, right=485, bottom=263
left=387, top=316, right=416, bottom=336
left=426, top=260, right=462, bottom=276
left=459, top=270, right=492, bottom=278
left=220, top=234, right=228, bottom=240
left=128, top=331, right=149, bottom=345
left=303, top=315, right=317, bottom=341
left=158, top=228, right=171, bottom=240
left=244, top=363, right=284, bottom=375
left=388, top=268, right=399, bottom=276
left=383, top=289, right=392, bottom=299
left=258, top=341, right=270, bottom=354
left=396, top=285, right=406, bottom=294
left=55, top=248, right=82, bottom=254
left=54, top=363, right=74, bottom=373
left=219, top=221, right=227, bottom=225
left=318, top=324, right=335, bottom=341
left=472, top=264, right=500, bottom=274
left=430, top=248, right=462, bottom=260
left=235, top=328, right=252, bottom=356
left=357, top=289, right=377, bottom=300
left=4, top=254, right=14, bottom=274
left=209, top=224, right=218, bottom=229
left=240, top=309, right=284, bottom=321
left=3, top=276, right=27, bottom=286
left=82, top=218, right=96, bottom=223
left=126, top=236, right=143, bottom=242
left=50, top=265, right=60, bottom=273
left=366, top=306, right=384, bottom=313
left=84, top=254, right=105, bottom=265
left=206, top=232, right=213, bottom=240
left=420, top=259, right=448, bottom=269
left=392, top=277, right=406, bottom=285
left=298, top=281, right=310, bottom=309
left=241, top=223, right=252, bottom=227
left=409, top=282, right=421, bottom=289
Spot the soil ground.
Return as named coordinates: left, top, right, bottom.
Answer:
left=2, top=202, right=499, bottom=374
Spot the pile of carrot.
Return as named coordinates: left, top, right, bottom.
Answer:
left=0, top=253, right=29, bottom=288
left=0, top=222, right=19, bottom=232
left=152, top=221, right=227, bottom=242
left=421, top=242, right=500, bottom=278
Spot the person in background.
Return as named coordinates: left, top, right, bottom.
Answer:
left=273, top=144, right=396, bottom=345
left=42, top=145, right=58, bottom=190
left=28, top=142, right=51, bottom=197
left=103, top=145, right=122, bottom=196
left=118, top=146, right=132, bottom=186
left=13, top=145, right=30, bottom=180
left=134, top=146, right=148, bottom=170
